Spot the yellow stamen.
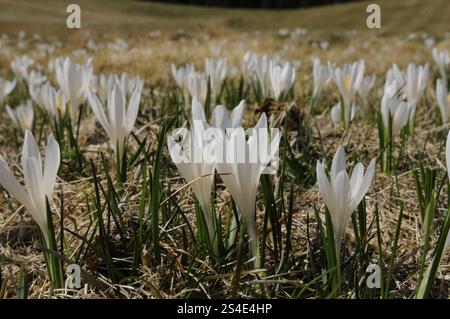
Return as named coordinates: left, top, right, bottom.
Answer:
left=344, top=73, right=351, bottom=91
left=57, top=95, right=65, bottom=112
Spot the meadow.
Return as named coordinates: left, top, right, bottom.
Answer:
left=0, top=0, right=449, bottom=299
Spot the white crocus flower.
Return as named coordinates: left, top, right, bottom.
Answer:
left=10, top=55, right=33, bottom=82
left=357, top=74, right=376, bottom=116
left=88, top=82, right=141, bottom=159
left=241, top=52, right=257, bottom=78
left=172, top=63, right=195, bottom=90
left=253, top=54, right=271, bottom=96
left=384, top=63, right=428, bottom=125
left=312, top=57, right=331, bottom=99
left=167, top=96, right=218, bottom=253
left=211, top=100, right=245, bottom=130
left=380, top=93, right=410, bottom=133
left=384, top=64, right=405, bottom=93
left=91, top=74, right=115, bottom=104
left=187, top=72, right=208, bottom=106
left=432, top=47, right=450, bottom=81
left=0, top=130, right=60, bottom=245
left=205, top=58, right=228, bottom=100
left=216, top=113, right=281, bottom=268
left=316, top=146, right=376, bottom=258
left=55, top=57, right=93, bottom=122
left=26, top=70, right=47, bottom=89
left=333, top=60, right=365, bottom=111
left=436, top=79, right=450, bottom=123
left=6, top=100, right=34, bottom=132
left=115, top=73, right=144, bottom=98
left=268, top=61, right=296, bottom=100
left=243, top=53, right=286, bottom=99
left=41, top=84, right=67, bottom=122
left=253, top=54, right=274, bottom=98
left=358, top=74, right=376, bottom=99
left=29, top=82, right=49, bottom=110
left=405, top=63, right=429, bottom=120
left=330, top=102, right=355, bottom=126
left=172, top=63, right=196, bottom=107
left=0, top=77, right=16, bottom=104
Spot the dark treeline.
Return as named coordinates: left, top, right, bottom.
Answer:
left=147, top=0, right=361, bottom=9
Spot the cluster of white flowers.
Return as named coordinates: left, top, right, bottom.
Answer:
left=171, top=58, right=229, bottom=106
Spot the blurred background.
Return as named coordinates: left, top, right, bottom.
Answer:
left=148, top=0, right=359, bottom=9
left=0, top=0, right=447, bottom=35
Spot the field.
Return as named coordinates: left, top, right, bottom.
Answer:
left=0, top=0, right=449, bottom=299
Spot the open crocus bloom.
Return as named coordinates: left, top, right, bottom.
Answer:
left=333, top=60, right=365, bottom=111
left=115, top=73, right=144, bottom=98
left=6, top=100, right=34, bottom=132
left=172, top=63, right=195, bottom=90
left=385, top=63, right=428, bottom=122
left=55, top=57, right=93, bottom=122
left=29, top=83, right=47, bottom=110
left=432, top=47, right=450, bottom=81
left=0, top=130, right=60, bottom=245
left=380, top=91, right=410, bottom=133
left=205, top=58, right=228, bottom=100
left=187, top=72, right=208, bottom=106
left=88, top=81, right=142, bottom=159
left=216, top=113, right=281, bottom=268
left=357, top=74, right=376, bottom=110
left=241, top=52, right=257, bottom=77
left=91, top=74, right=115, bottom=104
left=211, top=100, right=245, bottom=129
left=40, top=84, right=67, bottom=122
left=0, top=77, right=16, bottom=104
left=26, top=70, right=47, bottom=90
left=10, top=55, right=33, bottom=82
left=405, top=63, right=429, bottom=119
left=436, top=79, right=450, bottom=124
left=167, top=97, right=217, bottom=252
left=243, top=52, right=283, bottom=99
left=316, top=146, right=376, bottom=258
left=268, top=60, right=296, bottom=100
left=384, top=64, right=405, bottom=93
left=172, top=63, right=195, bottom=103
left=249, top=53, right=271, bottom=97
left=312, top=57, right=331, bottom=99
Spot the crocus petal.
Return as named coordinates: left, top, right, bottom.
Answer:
left=333, top=170, right=352, bottom=237
left=126, top=87, right=141, bottom=132
left=331, top=146, right=346, bottom=185
left=88, top=91, right=111, bottom=138
left=110, top=83, right=125, bottom=130
left=5, top=105, right=18, bottom=126
left=350, top=163, right=364, bottom=198
left=212, top=105, right=228, bottom=129
left=22, top=130, right=42, bottom=174
left=330, top=103, right=341, bottom=125
left=316, top=161, right=333, bottom=211
left=43, top=134, right=60, bottom=198
left=231, top=100, right=245, bottom=128
left=0, top=159, right=33, bottom=211
left=23, top=157, right=44, bottom=214
left=191, top=96, right=206, bottom=123
left=350, top=158, right=376, bottom=212
left=446, top=131, right=450, bottom=183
